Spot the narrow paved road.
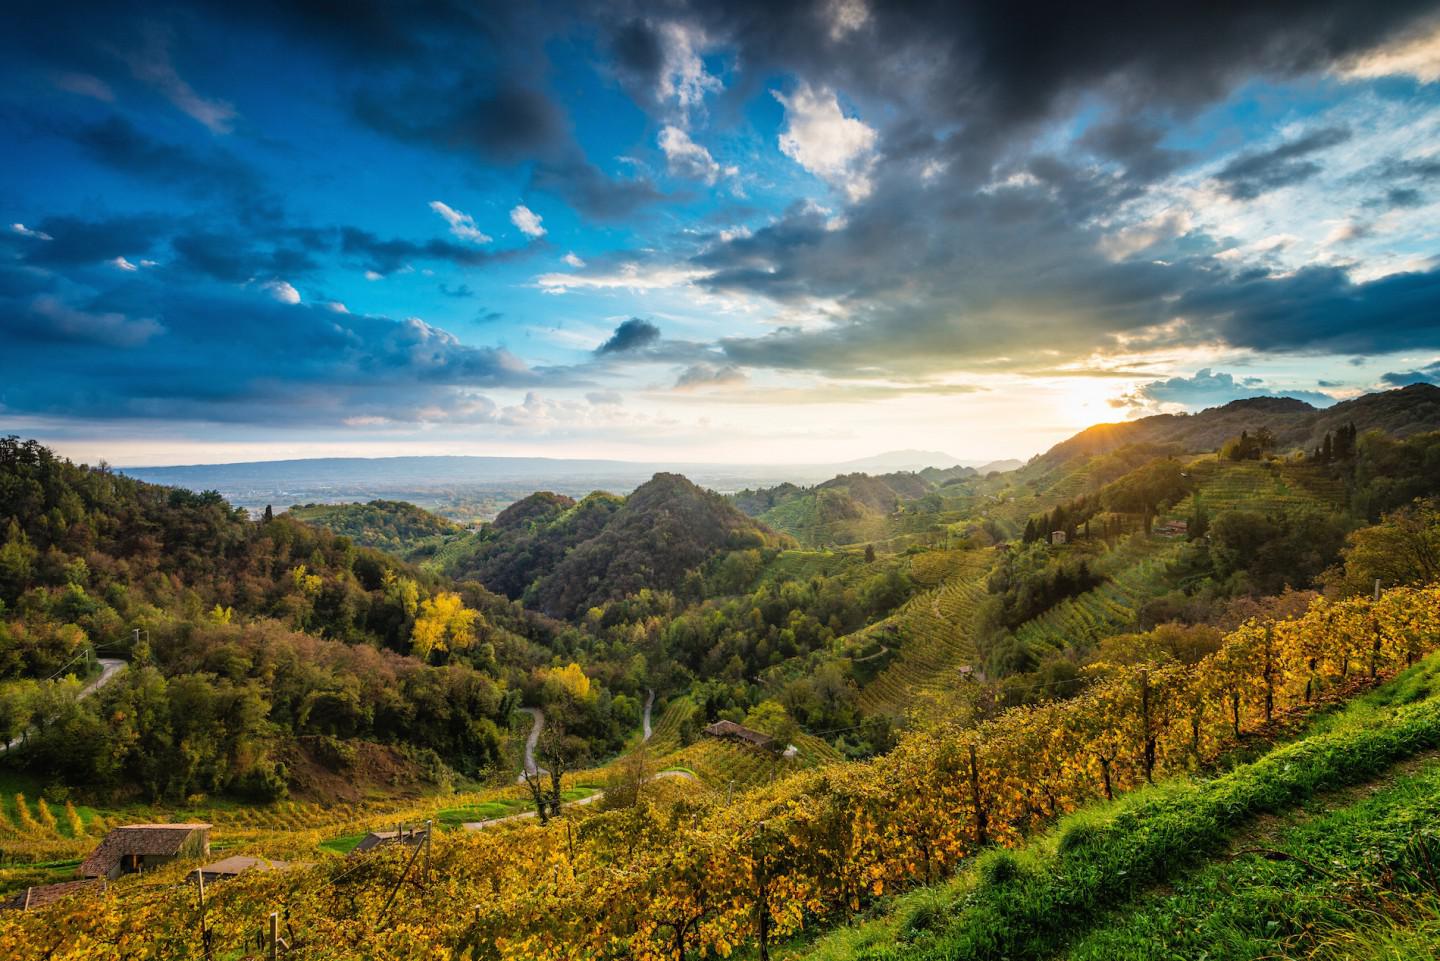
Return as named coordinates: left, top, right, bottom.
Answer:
left=464, top=770, right=697, bottom=831
left=515, top=707, right=544, bottom=783
left=642, top=689, right=655, bottom=742
left=3, top=658, right=127, bottom=753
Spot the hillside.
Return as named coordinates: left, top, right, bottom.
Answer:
left=286, top=499, right=463, bottom=559
left=440, top=473, right=789, bottom=619
left=5, top=583, right=1436, bottom=960
left=0, top=437, right=635, bottom=805
left=733, top=468, right=976, bottom=547
left=1034, top=383, right=1440, bottom=469
left=785, top=650, right=1440, bottom=961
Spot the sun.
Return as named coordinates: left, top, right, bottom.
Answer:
left=1051, top=377, right=1131, bottom=430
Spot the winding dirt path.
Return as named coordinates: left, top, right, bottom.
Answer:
left=515, top=707, right=544, bottom=783
left=3, top=658, right=127, bottom=753
left=642, top=689, right=655, bottom=741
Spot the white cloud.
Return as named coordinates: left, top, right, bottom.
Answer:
left=1341, top=21, right=1440, bottom=83
left=921, top=159, right=948, bottom=183
left=262, top=279, right=301, bottom=304
left=52, top=72, right=115, bottom=102
left=326, top=301, right=350, bottom=314
left=563, top=252, right=586, bottom=268
left=772, top=83, right=878, bottom=202
left=11, top=223, right=52, bottom=240
left=718, top=225, right=752, bottom=243
left=827, top=0, right=871, bottom=40
left=657, top=21, right=722, bottom=121
left=109, top=256, right=139, bottom=272
left=364, top=270, right=383, bottom=281
left=536, top=262, right=704, bottom=293
left=658, top=125, right=737, bottom=185
left=128, top=28, right=236, bottom=133
left=1098, top=208, right=1194, bottom=260
left=428, top=200, right=492, bottom=243
left=510, top=204, right=546, bottom=238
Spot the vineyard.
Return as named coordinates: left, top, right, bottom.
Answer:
left=4, top=584, right=1436, bottom=960
left=637, top=697, right=843, bottom=789
left=855, top=552, right=993, bottom=714
left=1181, top=459, right=1347, bottom=515
left=1014, top=536, right=1184, bottom=656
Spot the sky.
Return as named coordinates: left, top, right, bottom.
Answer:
left=4, top=0, right=1440, bottom=467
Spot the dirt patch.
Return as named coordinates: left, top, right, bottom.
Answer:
left=277, top=737, right=443, bottom=803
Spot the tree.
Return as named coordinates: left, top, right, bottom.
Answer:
left=1326, top=498, right=1440, bottom=597
left=410, top=591, right=481, bottom=659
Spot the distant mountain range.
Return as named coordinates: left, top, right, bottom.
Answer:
left=117, top=449, right=1022, bottom=520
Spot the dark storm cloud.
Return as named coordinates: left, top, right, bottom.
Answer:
left=339, top=228, right=533, bottom=276
left=1380, top=361, right=1440, bottom=387
left=596, top=318, right=662, bottom=355
left=171, top=231, right=321, bottom=284
left=700, top=155, right=1440, bottom=378
left=1078, top=120, right=1193, bottom=183
left=1174, top=264, right=1440, bottom=354
left=1214, top=126, right=1353, bottom=200
left=355, top=84, right=570, bottom=166
left=530, top=159, right=667, bottom=221
left=19, top=215, right=166, bottom=267
left=602, top=0, right=1434, bottom=180
left=1383, top=187, right=1425, bottom=208
left=69, top=116, right=260, bottom=199
left=0, top=282, right=541, bottom=425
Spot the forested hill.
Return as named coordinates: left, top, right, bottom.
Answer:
left=1037, top=382, right=1440, bottom=468
left=286, top=499, right=463, bottom=559
left=438, top=472, right=790, bottom=619
left=0, top=436, right=593, bottom=800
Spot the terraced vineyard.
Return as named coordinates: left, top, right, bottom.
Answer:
left=1183, top=459, right=1348, bottom=515
left=1015, top=536, right=1184, bottom=656
left=662, top=732, right=841, bottom=791
left=855, top=551, right=994, bottom=715
left=642, top=697, right=697, bottom=756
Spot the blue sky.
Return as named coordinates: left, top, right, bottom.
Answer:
left=4, top=1, right=1440, bottom=466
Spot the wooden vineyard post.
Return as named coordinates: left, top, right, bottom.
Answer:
left=968, top=741, right=988, bottom=847
left=195, top=869, right=211, bottom=959
left=425, top=819, right=433, bottom=884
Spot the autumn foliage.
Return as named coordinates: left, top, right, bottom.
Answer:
left=3, top=585, right=1438, bottom=960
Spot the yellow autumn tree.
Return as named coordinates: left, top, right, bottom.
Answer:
left=410, top=591, right=480, bottom=658
left=543, top=662, right=593, bottom=701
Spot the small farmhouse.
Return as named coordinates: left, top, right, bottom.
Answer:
left=348, top=825, right=429, bottom=857
left=702, top=719, right=775, bottom=750
left=80, top=823, right=211, bottom=880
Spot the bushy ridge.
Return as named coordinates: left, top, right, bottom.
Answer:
left=285, top=500, right=461, bottom=559
left=444, top=474, right=786, bottom=619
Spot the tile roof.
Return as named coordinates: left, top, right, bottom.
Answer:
left=0, top=878, right=104, bottom=911
left=80, top=824, right=210, bottom=877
